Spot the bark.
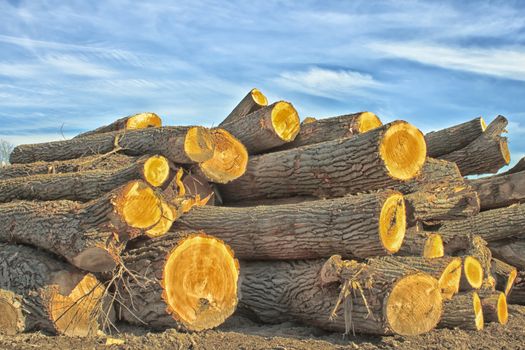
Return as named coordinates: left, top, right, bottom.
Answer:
left=118, top=232, right=239, bottom=331
left=272, top=112, right=382, bottom=151
left=220, top=101, right=300, bottom=154
left=0, top=181, right=167, bottom=272
left=498, top=156, right=525, bottom=176
left=438, top=292, right=483, bottom=330
left=395, top=158, right=464, bottom=194
left=0, top=155, right=170, bottom=203
left=425, top=117, right=486, bottom=158
left=0, top=153, right=135, bottom=179
left=10, top=126, right=214, bottom=165
left=396, top=225, right=431, bottom=256
left=239, top=256, right=442, bottom=336
left=467, top=170, right=525, bottom=210
left=173, top=190, right=406, bottom=259
left=220, top=88, right=267, bottom=126
left=439, top=115, right=510, bottom=176
left=489, top=239, right=525, bottom=270
left=508, top=271, right=525, bottom=305
left=491, top=258, right=517, bottom=296
left=219, top=121, right=426, bottom=202
left=75, top=112, right=161, bottom=138
left=0, top=244, right=108, bottom=336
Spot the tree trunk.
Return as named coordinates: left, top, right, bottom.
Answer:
left=220, top=101, right=300, bottom=154
left=271, top=112, right=382, bottom=151
left=239, top=256, right=443, bottom=336
left=220, top=88, right=268, bottom=126
left=425, top=117, right=486, bottom=158
left=0, top=155, right=172, bottom=203
left=480, top=292, right=508, bottom=324
left=0, top=244, right=108, bottom=336
left=75, top=112, right=162, bottom=138
left=10, top=126, right=214, bottom=165
left=173, top=190, right=407, bottom=259
left=508, top=271, right=525, bottom=305
left=0, top=153, right=137, bottom=180
left=117, top=232, right=239, bottom=331
left=491, top=258, right=517, bottom=296
left=439, top=115, right=510, bottom=176
left=489, top=239, right=525, bottom=270
left=467, top=170, right=525, bottom=210
left=0, top=180, right=171, bottom=272
left=438, top=292, right=484, bottom=330
left=219, top=121, right=427, bottom=202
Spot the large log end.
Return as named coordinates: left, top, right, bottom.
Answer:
left=126, top=112, right=162, bottom=130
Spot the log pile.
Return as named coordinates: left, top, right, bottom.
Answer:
left=0, top=89, right=522, bottom=339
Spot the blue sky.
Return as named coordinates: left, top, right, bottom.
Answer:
left=1, top=0, right=524, bottom=166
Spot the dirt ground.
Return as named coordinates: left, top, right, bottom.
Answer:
left=1, top=305, right=524, bottom=350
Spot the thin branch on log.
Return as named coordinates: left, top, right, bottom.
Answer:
left=425, top=117, right=486, bottom=158
left=220, top=88, right=268, bottom=126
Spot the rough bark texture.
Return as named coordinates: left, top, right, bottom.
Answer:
left=491, top=258, right=517, bottom=295
left=498, top=156, right=525, bottom=176
left=220, top=89, right=267, bottom=126
left=272, top=112, right=378, bottom=151
left=10, top=126, right=205, bottom=165
left=74, top=113, right=161, bottom=138
left=220, top=101, right=299, bottom=154
left=489, top=239, right=525, bottom=270
left=480, top=292, right=506, bottom=323
left=396, top=225, right=429, bottom=256
left=508, top=272, right=525, bottom=305
left=219, top=121, right=424, bottom=202
left=173, top=190, right=404, bottom=259
left=0, top=156, right=161, bottom=203
left=0, top=153, right=136, bottom=180
left=394, top=158, right=464, bottom=194
left=439, top=116, right=509, bottom=176
left=425, top=117, right=486, bottom=158
left=468, top=170, right=525, bottom=210
left=438, top=292, right=482, bottom=330
left=0, top=244, right=106, bottom=336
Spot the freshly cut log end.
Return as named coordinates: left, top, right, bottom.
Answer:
left=379, top=193, right=406, bottom=253
left=356, top=111, right=382, bottom=133
left=162, top=234, right=239, bottom=331
left=495, top=292, right=509, bottom=324
left=125, top=112, right=162, bottom=130
left=506, top=269, right=518, bottom=296
left=146, top=201, right=177, bottom=238
left=113, top=180, right=162, bottom=230
left=379, top=121, right=426, bottom=180
left=424, top=234, right=444, bottom=259
left=143, top=155, right=171, bottom=187
left=271, top=101, right=300, bottom=142
left=473, top=292, right=484, bottom=330
left=184, top=126, right=216, bottom=163
left=500, top=139, right=511, bottom=165
left=250, top=88, right=268, bottom=107
left=47, top=274, right=106, bottom=337
left=302, top=117, right=316, bottom=124
left=385, top=273, right=443, bottom=336
left=438, top=258, right=462, bottom=299
left=199, top=129, right=248, bottom=184
left=463, top=256, right=484, bottom=290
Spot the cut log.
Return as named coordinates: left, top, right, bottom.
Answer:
left=239, top=256, right=442, bottom=336
left=173, top=190, right=406, bottom=259
left=0, top=155, right=172, bottom=203
left=508, top=271, right=525, bottom=305
left=465, top=236, right=495, bottom=291
left=75, top=112, right=162, bottom=138
left=118, top=232, right=239, bottom=331
left=219, top=121, right=427, bottom=202
left=162, top=169, right=217, bottom=206
left=489, top=239, right=525, bottom=270
left=10, top=126, right=214, bottom=165
left=197, top=129, right=248, bottom=184
left=438, top=292, right=484, bottom=331
left=272, top=111, right=382, bottom=151
left=425, top=117, right=486, bottom=158
left=0, top=244, right=108, bottom=336
left=467, top=170, right=525, bottom=210
left=480, top=292, right=508, bottom=324
left=397, top=225, right=444, bottom=258
left=491, top=258, right=517, bottom=296
left=220, top=101, right=300, bottom=154
left=498, top=155, right=525, bottom=176
left=0, top=153, right=137, bottom=180
left=460, top=256, right=484, bottom=291
left=0, top=180, right=172, bottom=272
left=439, top=115, right=510, bottom=176
left=220, top=88, right=268, bottom=126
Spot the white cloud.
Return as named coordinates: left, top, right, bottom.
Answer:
left=369, top=42, right=525, bottom=81
left=275, top=67, right=380, bottom=100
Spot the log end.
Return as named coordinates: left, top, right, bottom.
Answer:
left=302, top=117, right=317, bottom=124
left=423, top=234, right=444, bottom=259
left=48, top=274, right=105, bottom=336
left=480, top=117, right=487, bottom=131
left=357, top=112, right=382, bottom=133
left=114, top=181, right=162, bottom=230
left=464, top=256, right=484, bottom=289
left=500, top=138, right=511, bottom=165
left=146, top=201, right=177, bottom=238
left=162, top=234, right=239, bottom=331
left=438, top=257, right=462, bottom=300
left=496, top=292, right=509, bottom=325
left=0, top=290, right=25, bottom=335
left=385, top=273, right=442, bottom=336
left=199, top=129, right=248, bottom=184
left=184, top=126, right=216, bottom=163
left=271, top=101, right=300, bottom=142
left=251, top=88, right=268, bottom=107
left=379, top=192, right=406, bottom=254
left=126, top=112, right=162, bottom=130
left=473, top=292, right=484, bottom=330
left=143, top=155, right=171, bottom=187
left=505, top=268, right=518, bottom=296
left=380, top=121, right=427, bottom=181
